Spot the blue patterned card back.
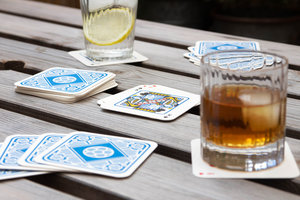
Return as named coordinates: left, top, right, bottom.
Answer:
left=195, top=41, right=260, bottom=57
left=36, top=132, right=157, bottom=177
left=0, top=143, right=45, bottom=180
left=0, top=135, right=39, bottom=169
left=15, top=67, right=112, bottom=94
left=19, top=134, right=65, bottom=168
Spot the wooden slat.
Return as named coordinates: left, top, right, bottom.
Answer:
left=0, top=108, right=298, bottom=199
left=0, top=12, right=198, bottom=77
left=1, top=30, right=300, bottom=98
left=2, top=109, right=298, bottom=200
left=1, top=39, right=300, bottom=193
left=1, top=37, right=300, bottom=138
left=0, top=178, right=81, bottom=200
left=1, top=0, right=300, bottom=67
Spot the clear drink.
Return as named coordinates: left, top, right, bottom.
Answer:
left=80, top=0, right=138, bottom=61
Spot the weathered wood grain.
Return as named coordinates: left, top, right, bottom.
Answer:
left=0, top=178, right=81, bottom=200
left=0, top=12, right=198, bottom=78
left=1, top=108, right=300, bottom=200
left=0, top=1, right=300, bottom=197
left=1, top=37, right=300, bottom=100
left=1, top=38, right=300, bottom=138
left=1, top=0, right=300, bottom=66
left=0, top=69, right=299, bottom=168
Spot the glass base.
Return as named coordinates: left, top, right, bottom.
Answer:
left=201, top=138, right=285, bottom=172
left=86, top=48, right=133, bottom=61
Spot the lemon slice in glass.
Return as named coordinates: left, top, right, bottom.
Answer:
left=84, top=7, right=134, bottom=46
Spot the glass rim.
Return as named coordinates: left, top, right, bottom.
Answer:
left=200, top=50, right=288, bottom=72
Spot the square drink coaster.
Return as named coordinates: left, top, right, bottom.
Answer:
left=191, top=139, right=300, bottom=179
left=69, top=50, right=148, bottom=67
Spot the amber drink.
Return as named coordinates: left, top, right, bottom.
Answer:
left=200, top=51, right=288, bottom=171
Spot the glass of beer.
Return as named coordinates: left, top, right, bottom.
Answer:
left=200, top=50, right=288, bottom=171
left=80, top=0, right=138, bottom=61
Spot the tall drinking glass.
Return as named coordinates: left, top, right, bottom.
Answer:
left=80, top=0, right=138, bottom=61
left=200, top=50, right=288, bottom=171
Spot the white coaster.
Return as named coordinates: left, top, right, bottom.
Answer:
left=69, top=50, right=148, bottom=67
left=191, top=139, right=300, bottom=179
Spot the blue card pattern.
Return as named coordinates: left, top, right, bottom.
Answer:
left=0, top=136, right=38, bottom=166
left=24, top=134, right=64, bottom=165
left=40, top=133, right=152, bottom=175
left=196, top=41, right=259, bottom=56
left=18, top=68, right=108, bottom=93
left=114, top=90, right=189, bottom=114
left=205, top=52, right=265, bottom=71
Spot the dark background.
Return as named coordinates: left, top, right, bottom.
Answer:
left=31, top=0, right=300, bottom=45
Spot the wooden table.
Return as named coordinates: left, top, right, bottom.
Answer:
left=0, top=0, right=300, bottom=199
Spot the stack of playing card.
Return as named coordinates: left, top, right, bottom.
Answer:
left=14, top=67, right=118, bottom=103
left=98, top=85, right=200, bottom=121
left=184, top=41, right=261, bottom=66
left=0, top=132, right=157, bottom=180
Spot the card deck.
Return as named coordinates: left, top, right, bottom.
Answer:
left=14, top=67, right=117, bottom=103
left=35, top=132, right=157, bottom=178
left=98, top=85, right=200, bottom=121
left=69, top=50, right=148, bottom=67
left=194, top=41, right=260, bottom=57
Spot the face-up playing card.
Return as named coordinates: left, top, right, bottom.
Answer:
left=18, top=133, right=70, bottom=171
left=191, top=139, right=300, bottom=178
left=0, top=135, right=41, bottom=170
left=97, top=85, right=200, bottom=121
left=0, top=144, right=45, bottom=180
left=15, top=67, right=116, bottom=96
left=69, top=50, right=148, bottom=67
left=35, top=132, right=157, bottom=178
left=194, top=41, right=260, bottom=57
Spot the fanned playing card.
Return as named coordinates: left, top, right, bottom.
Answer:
left=35, top=132, right=157, bottom=178
left=97, top=85, right=200, bottom=121
left=0, top=135, right=45, bottom=171
left=0, top=144, right=44, bottom=181
left=18, top=133, right=70, bottom=171
left=14, top=67, right=117, bottom=103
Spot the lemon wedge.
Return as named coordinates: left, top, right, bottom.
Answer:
left=83, top=7, right=134, bottom=46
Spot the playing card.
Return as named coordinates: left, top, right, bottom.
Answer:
left=35, top=132, right=157, bottom=178
left=191, top=139, right=300, bottom=178
left=187, top=46, right=195, bottom=53
left=15, top=67, right=117, bottom=96
left=69, top=50, right=148, bottom=67
left=18, top=133, right=70, bottom=171
left=194, top=41, right=260, bottom=57
left=0, top=143, right=45, bottom=180
left=97, top=85, right=200, bottom=121
left=0, top=169, right=45, bottom=181
left=0, top=135, right=41, bottom=170
left=183, top=52, right=200, bottom=64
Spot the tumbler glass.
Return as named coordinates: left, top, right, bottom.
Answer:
left=200, top=50, right=288, bottom=171
left=80, top=0, right=138, bottom=61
